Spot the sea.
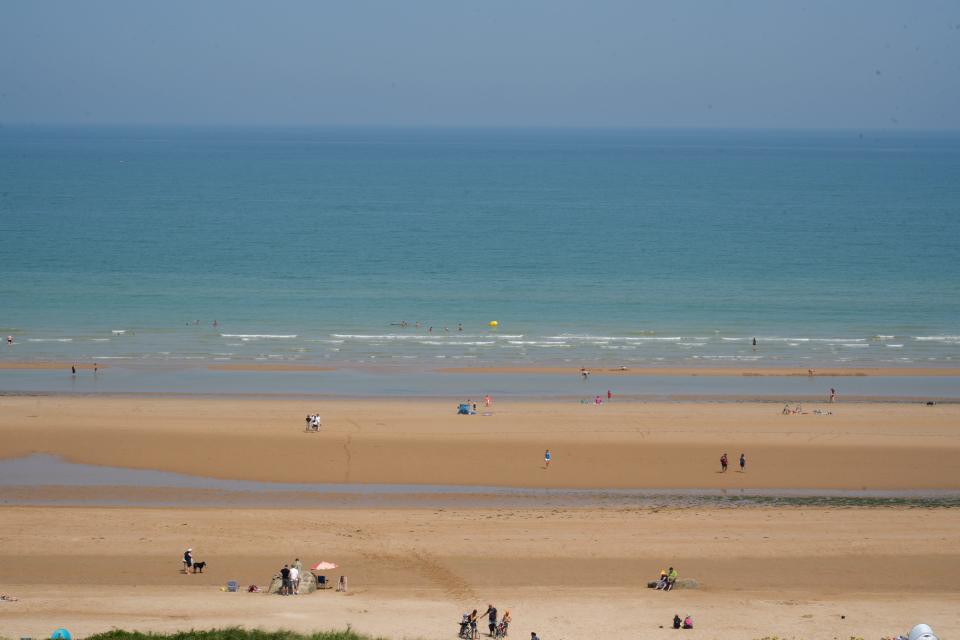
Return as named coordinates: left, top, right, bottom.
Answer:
left=1, top=125, right=959, bottom=393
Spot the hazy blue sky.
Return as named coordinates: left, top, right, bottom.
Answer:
left=1, top=0, right=958, bottom=129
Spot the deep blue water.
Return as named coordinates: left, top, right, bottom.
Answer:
left=1, top=126, right=959, bottom=369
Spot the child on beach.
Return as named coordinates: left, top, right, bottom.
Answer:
left=739, top=453, right=746, bottom=471
left=544, top=449, right=551, bottom=469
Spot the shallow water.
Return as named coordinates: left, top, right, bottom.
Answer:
left=2, top=455, right=957, bottom=509
left=0, top=366, right=956, bottom=399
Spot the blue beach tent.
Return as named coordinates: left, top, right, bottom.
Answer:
left=457, top=403, right=471, bottom=415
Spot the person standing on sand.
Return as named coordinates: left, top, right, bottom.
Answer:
left=468, top=609, right=479, bottom=639
left=739, top=452, right=746, bottom=472
left=607, top=389, right=612, bottom=400
left=280, top=564, right=291, bottom=595
left=544, top=449, right=551, bottom=469
left=720, top=452, right=728, bottom=472
left=830, top=387, right=837, bottom=403
left=71, top=365, right=76, bottom=376
left=483, top=604, right=498, bottom=637
left=183, top=548, right=193, bottom=574
left=484, top=395, right=492, bottom=408
left=289, top=563, right=300, bottom=595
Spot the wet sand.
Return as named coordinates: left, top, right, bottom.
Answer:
left=3, top=360, right=960, bottom=377
left=437, top=365, right=960, bottom=377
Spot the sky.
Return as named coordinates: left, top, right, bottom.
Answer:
left=1, top=0, right=958, bottom=129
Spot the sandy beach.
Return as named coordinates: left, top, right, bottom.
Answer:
left=1, top=394, right=958, bottom=638
left=0, top=505, right=957, bottom=639
left=1, top=396, right=959, bottom=490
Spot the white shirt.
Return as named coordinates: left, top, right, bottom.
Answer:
left=290, top=567, right=299, bottom=581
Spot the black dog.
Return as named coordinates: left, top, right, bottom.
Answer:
left=192, top=561, right=206, bottom=573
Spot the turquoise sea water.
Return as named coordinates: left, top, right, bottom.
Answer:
left=1, top=126, right=959, bottom=370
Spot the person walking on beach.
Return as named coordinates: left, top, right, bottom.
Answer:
left=182, top=548, right=193, bottom=574
left=71, top=365, right=76, bottom=376
left=739, top=452, right=746, bottom=472
left=607, top=389, right=612, bottom=400
left=544, top=449, right=551, bottom=469
left=829, top=387, right=837, bottom=403
left=720, top=452, right=728, bottom=473
left=484, top=395, right=492, bottom=408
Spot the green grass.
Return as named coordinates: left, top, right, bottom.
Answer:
left=85, top=629, right=385, bottom=640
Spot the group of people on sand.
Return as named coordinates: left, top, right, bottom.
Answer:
left=278, top=558, right=303, bottom=595
left=460, top=604, right=511, bottom=639
left=719, top=452, right=746, bottom=473
left=672, top=614, right=694, bottom=629
left=655, top=567, right=679, bottom=591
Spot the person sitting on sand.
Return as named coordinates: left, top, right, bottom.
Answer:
left=673, top=614, right=682, bottom=629
left=530, top=633, right=540, bottom=640
left=782, top=403, right=791, bottom=415
left=682, top=615, right=693, bottom=629
left=656, top=569, right=668, bottom=590
left=666, top=566, right=678, bottom=591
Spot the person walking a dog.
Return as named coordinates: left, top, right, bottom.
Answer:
left=182, top=548, right=193, bottom=574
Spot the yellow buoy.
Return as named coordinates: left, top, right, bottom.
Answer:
left=488, top=320, right=499, bottom=327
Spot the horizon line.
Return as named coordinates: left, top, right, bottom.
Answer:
left=2, top=122, right=960, bottom=135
